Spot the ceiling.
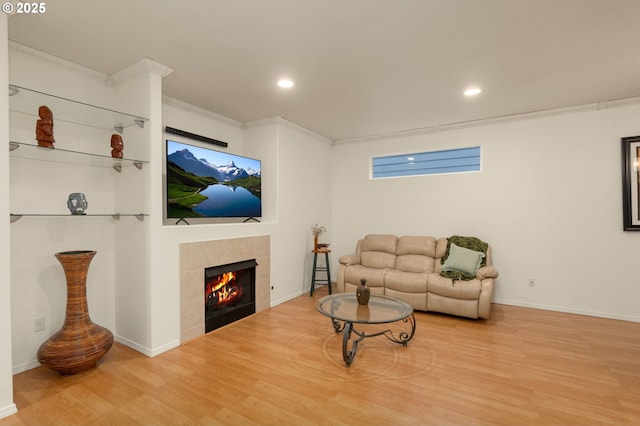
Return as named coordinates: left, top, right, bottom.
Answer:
left=7, top=0, right=640, bottom=142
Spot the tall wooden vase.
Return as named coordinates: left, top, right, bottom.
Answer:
left=37, top=250, right=114, bottom=375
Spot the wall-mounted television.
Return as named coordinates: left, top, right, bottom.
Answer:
left=166, top=139, right=261, bottom=219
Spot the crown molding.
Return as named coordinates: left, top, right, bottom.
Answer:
left=242, top=116, right=282, bottom=128
left=334, top=96, right=640, bottom=145
left=244, top=116, right=332, bottom=144
left=106, top=58, right=173, bottom=86
left=163, top=95, right=243, bottom=129
left=595, top=96, right=640, bottom=110
left=9, top=41, right=108, bottom=84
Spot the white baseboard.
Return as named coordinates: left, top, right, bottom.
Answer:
left=11, top=337, right=180, bottom=376
left=149, top=340, right=180, bottom=357
left=0, top=403, right=18, bottom=420
left=271, top=289, right=305, bottom=307
left=114, top=335, right=181, bottom=357
left=12, top=359, right=40, bottom=375
left=493, top=299, right=640, bottom=323
left=114, top=335, right=153, bottom=357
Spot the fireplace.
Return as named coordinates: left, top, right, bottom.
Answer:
left=180, top=236, right=270, bottom=343
left=204, top=259, right=257, bottom=333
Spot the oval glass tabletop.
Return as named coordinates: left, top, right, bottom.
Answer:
left=315, top=293, right=413, bottom=324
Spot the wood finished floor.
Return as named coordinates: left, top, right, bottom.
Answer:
left=2, top=285, right=640, bottom=425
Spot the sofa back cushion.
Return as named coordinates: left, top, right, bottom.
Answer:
left=434, top=237, right=493, bottom=273
left=434, top=238, right=449, bottom=273
left=395, top=236, right=437, bottom=273
left=359, top=234, right=398, bottom=269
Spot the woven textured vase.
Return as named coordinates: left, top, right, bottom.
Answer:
left=37, top=250, right=114, bottom=375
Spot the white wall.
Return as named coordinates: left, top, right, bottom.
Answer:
left=0, top=15, right=17, bottom=420
left=111, top=61, right=161, bottom=355
left=143, top=108, right=333, bottom=353
left=268, top=121, right=333, bottom=299
left=8, top=45, right=123, bottom=373
left=331, top=104, right=640, bottom=321
left=5, top=41, right=336, bottom=379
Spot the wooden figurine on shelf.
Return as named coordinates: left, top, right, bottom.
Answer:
left=36, top=105, right=55, bottom=148
left=110, top=134, right=124, bottom=158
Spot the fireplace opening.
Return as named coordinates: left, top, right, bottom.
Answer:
left=205, top=259, right=257, bottom=333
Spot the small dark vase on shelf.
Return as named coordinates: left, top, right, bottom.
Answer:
left=357, top=278, right=370, bottom=305
left=37, top=250, right=114, bottom=375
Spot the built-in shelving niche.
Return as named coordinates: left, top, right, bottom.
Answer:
left=8, top=84, right=150, bottom=223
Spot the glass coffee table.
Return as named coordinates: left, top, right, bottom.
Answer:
left=315, top=293, right=416, bottom=367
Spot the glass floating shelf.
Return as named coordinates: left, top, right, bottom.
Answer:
left=10, top=213, right=148, bottom=223
left=8, top=84, right=148, bottom=133
left=9, top=141, right=147, bottom=171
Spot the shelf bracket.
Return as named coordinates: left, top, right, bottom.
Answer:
left=111, top=213, right=121, bottom=220
left=134, top=119, right=145, bottom=128
left=9, top=142, right=19, bottom=151
left=113, top=124, right=124, bottom=134
left=133, top=161, right=143, bottom=170
left=9, top=214, right=22, bottom=223
left=135, top=214, right=145, bottom=222
left=8, top=85, right=19, bottom=96
left=112, top=162, right=122, bottom=173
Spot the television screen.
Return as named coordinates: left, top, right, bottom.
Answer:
left=166, top=139, right=261, bottom=219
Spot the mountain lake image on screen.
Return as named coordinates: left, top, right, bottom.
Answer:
left=166, top=140, right=262, bottom=219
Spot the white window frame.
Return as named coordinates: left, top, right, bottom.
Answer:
left=371, top=146, right=482, bottom=179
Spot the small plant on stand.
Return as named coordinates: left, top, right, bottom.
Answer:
left=310, top=224, right=326, bottom=251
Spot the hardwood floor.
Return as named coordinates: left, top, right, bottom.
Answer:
left=2, top=285, right=640, bottom=425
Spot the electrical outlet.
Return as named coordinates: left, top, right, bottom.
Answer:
left=34, top=318, right=45, bottom=332
left=528, top=278, right=536, bottom=287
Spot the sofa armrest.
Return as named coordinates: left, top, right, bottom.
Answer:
left=478, top=278, right=495, bottom=319
left=338, top=254, right=361, bottom=266
left=476, top=265, right=499, bottom=280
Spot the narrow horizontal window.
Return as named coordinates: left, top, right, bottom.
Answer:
left=372, top=146, right=481, bottom=179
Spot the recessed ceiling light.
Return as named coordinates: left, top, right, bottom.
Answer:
left=464, top=88, right=482, bottom=96
left=277, top=79, right=294, bottom=89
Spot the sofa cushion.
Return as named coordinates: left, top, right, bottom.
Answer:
left=360, top=234, right=398, bottom=269
left=361, top=251, right=397, bottom=269
left=439, top=236, right=489, bottom=281
left=427, top=273, right=482, bottom=300
left=396, top=236, right=436, bottom=257
left=442, top=236, right=488, bottom=268
left=384, top=270, right=428, bottom=293
left=395, top=236, right=437, bottom=273
left=344, top=265, right=387, bottom=288
left=386, top=288, right=428, bottom=312
left=396, top=255, right=435, bottom=273
left=361, top=234, right=398, bottom=253
left=434, top=238, right=449, bottom=267
left=441, top=243, right=485, bottom=275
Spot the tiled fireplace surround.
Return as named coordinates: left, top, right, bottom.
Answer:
left=180, top=235, right=270, bottom=342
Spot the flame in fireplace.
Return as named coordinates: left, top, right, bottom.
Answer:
left=213, top=272, right=235, bottom=293
left=205, top=271, right=243, bottom=306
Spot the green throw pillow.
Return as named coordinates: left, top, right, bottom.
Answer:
left=441, top=243, right=485, bottom=275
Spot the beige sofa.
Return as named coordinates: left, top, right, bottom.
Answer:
left=336, top=234, right=499, bottom=319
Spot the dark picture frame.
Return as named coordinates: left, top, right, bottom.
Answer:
left=622, top=135, right=640, bottom=231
